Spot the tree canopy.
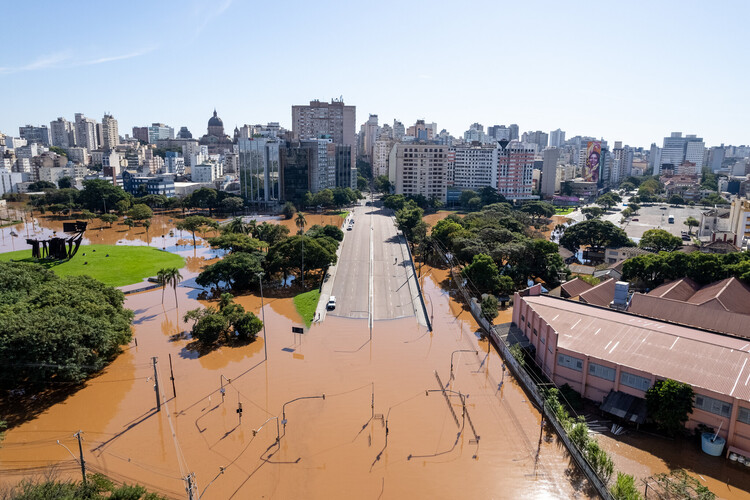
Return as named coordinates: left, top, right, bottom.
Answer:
left=78, top=179, right=131, bottom=213
left=176, top=215, right=219, bottom=247
left=559, top=220, right=634, bottom=252
left=638, top=229, right=683, bottom=253
left=0, top=262, right=133, bottom=387
left=622, top=250, right=750, bottom=289
left=645, top=379, right=693, bottom=436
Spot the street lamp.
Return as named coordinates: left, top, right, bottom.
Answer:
left=257, top=272, right=267, bottom=361
left=450, top=349, right=478, bottom=380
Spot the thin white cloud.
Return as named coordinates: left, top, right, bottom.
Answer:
left=0, top=52, right=71, bottom=75
left=195, top=0, right=234, bottom=33
left=77, top=48, right=156, bottom=67
left=0, top=48, right=156, bottom=75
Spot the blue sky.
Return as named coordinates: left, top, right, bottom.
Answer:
left=1, top=0, right=748, bottom=148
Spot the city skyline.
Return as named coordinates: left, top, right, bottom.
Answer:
left=1, top=0, right=749, bottom=148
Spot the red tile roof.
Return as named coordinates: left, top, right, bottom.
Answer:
left=579, top=278, right=615, bottom=307
left=560, top=277, right=593, bottom=298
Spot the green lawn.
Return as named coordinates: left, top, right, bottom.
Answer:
left=554, top=207, right=576, bottom=215
left=0, top=244, right=185, bottom=287
left=293, top=289, right=320, bottom=327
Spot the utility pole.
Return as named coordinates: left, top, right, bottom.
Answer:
left=257, top=272, right=267, bottom=361
left=168, top=353, right=176, bottom=398
left=185, top=472, right=196, bottom=500
left=75, top=431, right=87, bottom=485
left=152, top=357, right=161, bottom=410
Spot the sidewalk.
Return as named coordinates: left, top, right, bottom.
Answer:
left=313, top=214, right=349, bottom=323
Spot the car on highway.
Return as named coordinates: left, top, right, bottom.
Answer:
left=326, top=296, right=336, bottom=310
left=347, top=225, right=352, bottom=231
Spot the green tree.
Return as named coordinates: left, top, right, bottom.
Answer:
left=157, top=267, right=182, bottom=306
left=462, top=254, right=502, bottom=295
left=224, top=217, right=249, bottom=235
left=256, top=222, right=290, bottom=246
left=0, top=263, right=133, bottom=386
left=57, top=176, right=74, bottom=189
left=595, top=193, right=619, bottom=210
left=395, top=203, right=426, bottom=243
left=127, top=203, right=153, bottom=222
left=206, top=232, right=264, bottom=253
left=639, top=229, right=683, bottom=252
left=220, top=196, right=244, bottom=215
left=628, top=202, right=640, bottom=214
left=459, top=189, right=478, bottom=208
left=116, top=199, right=131, bottom=215
left=559, top=219, right=634, bottom=252
left=79, top=179, right=130, bottom=213
left=610, top=473, right=643, bottom=500
left=645, top=379, right=694, bottom=436
left=481, top=294, right=499, bottom=321
left=374, top=175, right=392, bottom=194
left=197, top=252, right=264, bottom=291
left=295, top=211, right=307, bottom=234
left=357, top=174, right=368, bottom=192
left=27, top=180, right=57, bottom=191
left=176, top=215, right=219, bottom=247
left=669, top=194, right=686, bottom=205
left=189, top=187, right=219, bottom=215
left=282, top=201, right=296, bottom=220
left=684, top=216, right=699, bottom=235
left=191, top=311, right=229, bottom=344
left=520, top=200, right=555, bottom=223
left=582, top=206, right=605, bottom=219
left=99, top=213, right=118, bottom=227
left=700, top=193, right=729, bottom=205
left=312, top=189, right=334, bottom=207
left=124, top=218, right=135, bottom=229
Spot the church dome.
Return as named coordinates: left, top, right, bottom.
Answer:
left=208, top=109, right=223, bottom=127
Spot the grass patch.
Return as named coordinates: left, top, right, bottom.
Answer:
left=554, top=207, right=576, bottom=215
left=293, top=289, right=320, bottom=327
left=0, top=220, right=22, bottom=228
left=327, top=210, right=349, bottom=219
left=0, top=244, right=185, bottom=287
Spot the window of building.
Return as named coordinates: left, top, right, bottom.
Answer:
left=619, top=371, right=651, bottom=391
left=695, top=395, right=732, bottom=418
left=588, top=362, right=615, bottom=381
left=540, top=336, right=545, bottom=344
left=738, top=407, right=750, bottom=425
left=557, top=353, right=582, bottom=372
left=533, top=328, right=537, bottom=336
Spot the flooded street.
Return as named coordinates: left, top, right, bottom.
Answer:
left=0, top=207, right=594, bottom=498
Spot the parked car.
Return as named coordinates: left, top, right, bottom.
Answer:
left=326, top=296, right=336, bottom=310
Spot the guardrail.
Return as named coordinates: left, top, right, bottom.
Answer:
left=402, top=233, right=432, bottom=332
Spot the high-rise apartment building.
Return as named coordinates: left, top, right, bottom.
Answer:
left=132, top=127, right=149, bottom=143
left=50, top=118, right=75, bottom=148
left=19, top=125, right=50, bottom=146
left=541, top=147, right=560, bottom=197
left=452, top=144, right=498, bottom=190
left=488, top=125, right=511, bottom=141
left=373, top=140, right=395, bottom=178
left=392, top=120, right=405, bottom=141
left=521, top=131, right=549, bottom=152
left=659, top=132, right=704, bottom=174
left=549, top=129, right=566, bottom=148
left=390, top=143, right=448, bottom=203
left=509, top=124, right=519, bottom=141
left=463, top=123, right=487, bottom=144
left=302, top=139, right=337, bottom=193
left=611, top=143, right=633, bottom=186
left=101, top=114, right=119, bottom=151
left=362, top=114, right=379, bottom=163
left=497, top=141, right=534, bottom=199
left=408, top=120, right=434, bottom=141
left=291, top=99, right=356, bottom=165
left=148, top=123, right=174, bottom=143
left=74, top=113, right=98, bottom=151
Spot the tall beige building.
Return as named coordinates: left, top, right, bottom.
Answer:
left=291, top=99, right=356, bottom=165
left=390, top=143, right=448, bottom=203
left=101, top=114, right=119, bottom=151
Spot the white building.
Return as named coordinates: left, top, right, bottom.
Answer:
left=192, top=163, right=223, bottom=183
left=362, top=114, right=379, bottom=163
left=660, top=132, right=705, bottom=174
left=101, top=114, right=119, bottom=151
left=452, top=144, right=498, bottom=190
left=50, top=117, right=75, bottom=148
left=549, top=129, right=566, bottom=148
left=390, top=143, right=448, bottom=203
left=148, top=123, right=174, bottom=143
left=372, top=140, right=395, bottom=178
left=74, top=113, right=98, bottom=151
left=0, top=168, right=25, bottom=196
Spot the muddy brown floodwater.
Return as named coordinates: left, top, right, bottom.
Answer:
left=0, top=208, right=595, bottom=499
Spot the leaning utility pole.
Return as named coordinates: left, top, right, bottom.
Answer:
left=152, top=357, right=161, bottom=410
left=74, top=430, right=87, bottom=485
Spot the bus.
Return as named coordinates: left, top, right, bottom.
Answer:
left=668, top=214, right=675, bottom=224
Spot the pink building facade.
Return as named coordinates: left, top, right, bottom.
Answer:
left=512, top=289, right=750, bottom=457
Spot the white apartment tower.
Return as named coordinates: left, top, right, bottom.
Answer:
left=541, top=147, right=560, bottom=197
left=74, top=113, right=98, bottom=151
left=452, top=144, right=498, bottom=190
left=101, top=114, right=119, bottom=151
left=390, top=143, right=448, bottom=203
left=50, top=117, right=75, bottom=148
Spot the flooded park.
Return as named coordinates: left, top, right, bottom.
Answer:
left=1, top=205, right=749, bottom=499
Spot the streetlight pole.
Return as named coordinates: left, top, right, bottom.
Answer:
left=450, top=349, right=478, bottom=380
left=257, top=272, right=267, bottom=361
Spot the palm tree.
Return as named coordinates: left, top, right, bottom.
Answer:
left=157, top=267, right=183, bottom=306
left=295, top=213, right=307, bottom=287
left=143, top=219, right=152, bottom=244
left=157, top=268, right=168, bottom=304
left=224, top=217, right=247, bottom=235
